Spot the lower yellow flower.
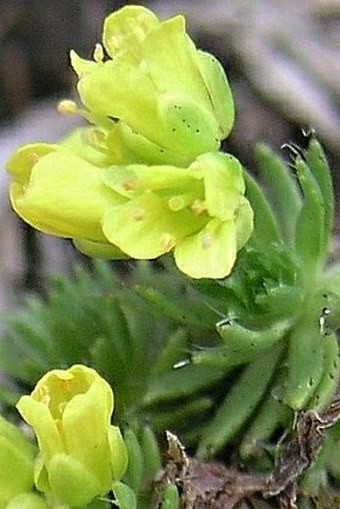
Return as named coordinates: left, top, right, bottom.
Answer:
left=16, top=365, right=128, bottom=507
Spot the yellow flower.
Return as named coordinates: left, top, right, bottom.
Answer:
left=16, top=365, right=128, bottom=507
left=67, top=5, right=235, bottom=167
left=100, top=151, right=253, bottom=279
left=6, top=5, right=250, bottom=279
left=7, top=144, right=253, bottom=279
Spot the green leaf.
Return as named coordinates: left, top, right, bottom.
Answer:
left=123, top=429, right=144, bottom=494
left=255, top=143, right=302, bottom=246
left=139, top=426, right=162, bottom=480
left=243, top=170, right=281, bottom=247
left=305, top=139, right=334, bottom=253
left=134, top=284, right=215, bottom=327
left=144, top=365, right=225, bottom=405
left=284, top=307, right=324, bottom=410
left=149, top=396, right=213, bottom=430
left=294, top=158, right=325, bottom=277
left=197, top=343, right=283, bottom=459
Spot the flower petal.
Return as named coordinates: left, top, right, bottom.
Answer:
left=104, top=163, right=201, bottom=198
left=16, top=396, right=63, bottom=464
left=141, top=15, right=210, bottom=108
left=9, top=151, right=124, bottom=241
left=77, top=60, right=160, bottom=143
left=103, top=5, right=159, bottom=60
left=6, top=143, right=56, bottom=184
left=108, top=426, right=129, bottom=480
left=6, top=493, right=50, bottom=509
left=174, top=218, right=237, bottom=279
left=103, top=193, right=207, bottom=259
left=190, top=152, right=245, bottom=221
left=61, top=380, right=113, bottom=490
left=235, top=197, right=254, bottom=249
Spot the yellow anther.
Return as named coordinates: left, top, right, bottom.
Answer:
left=161, top=233, right=176, bottom=252
left=132, top=208, right=145, bottom=221
left=191, top=199, right=205, bottom=215
left=57, top=100, right=78, bottom=115
left=123, top=180, right=139, bottom=191
left=201, top=233, right=213, bottom=249
left=93, top=43, right=104, bottom=63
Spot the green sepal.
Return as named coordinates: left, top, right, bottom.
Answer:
left=123, top=429, right=144, bottom=494
left=6, top=493, right=50, bottom=509
left=46, top=453, right=103, bottom=507
left=112, top=480, right=137, bottom=509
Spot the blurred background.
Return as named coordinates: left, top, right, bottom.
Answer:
left=1, top=0, right=340, bottom=310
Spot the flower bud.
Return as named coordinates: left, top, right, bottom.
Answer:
left=16, top=365, right=128, bottom=507
left=69, top=6, right=235, bottom=166
left=0, top=416, right=34, bottom=508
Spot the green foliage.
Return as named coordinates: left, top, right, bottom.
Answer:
left=131, top=138, right=340, bottom=487
left=2, top=138, right=340, bottom=507
left=0, top=260, right=224, bottom=433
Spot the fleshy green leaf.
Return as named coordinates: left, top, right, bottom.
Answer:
left=255, top=143, right=302, bottom=245
left=305, top=139, right=334, bottom=253
left=294, top=158, right=325, bottom=277
left=243, top=170, right=281, bottom=247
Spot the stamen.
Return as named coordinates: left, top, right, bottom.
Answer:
left=161, top=233, right=175, bottom=252
left=132, top=208, right=145, bottom=221
left=169, top=196, right=185, bottom=211
left=57, top=100, right=78, bottom=115
left=93, top=43, right=104, bottom=63
left=109, top=34, right=124, bottom=52
left=191, top=199, right=205, bottom=215
left=201, top=233, right=213, bottom=249
left=27, top=152, right=40, bottom=165
left=123, top=180, right=139, bottom=191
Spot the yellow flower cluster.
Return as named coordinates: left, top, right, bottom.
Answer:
left=7, top=6, right=253, bottom=279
